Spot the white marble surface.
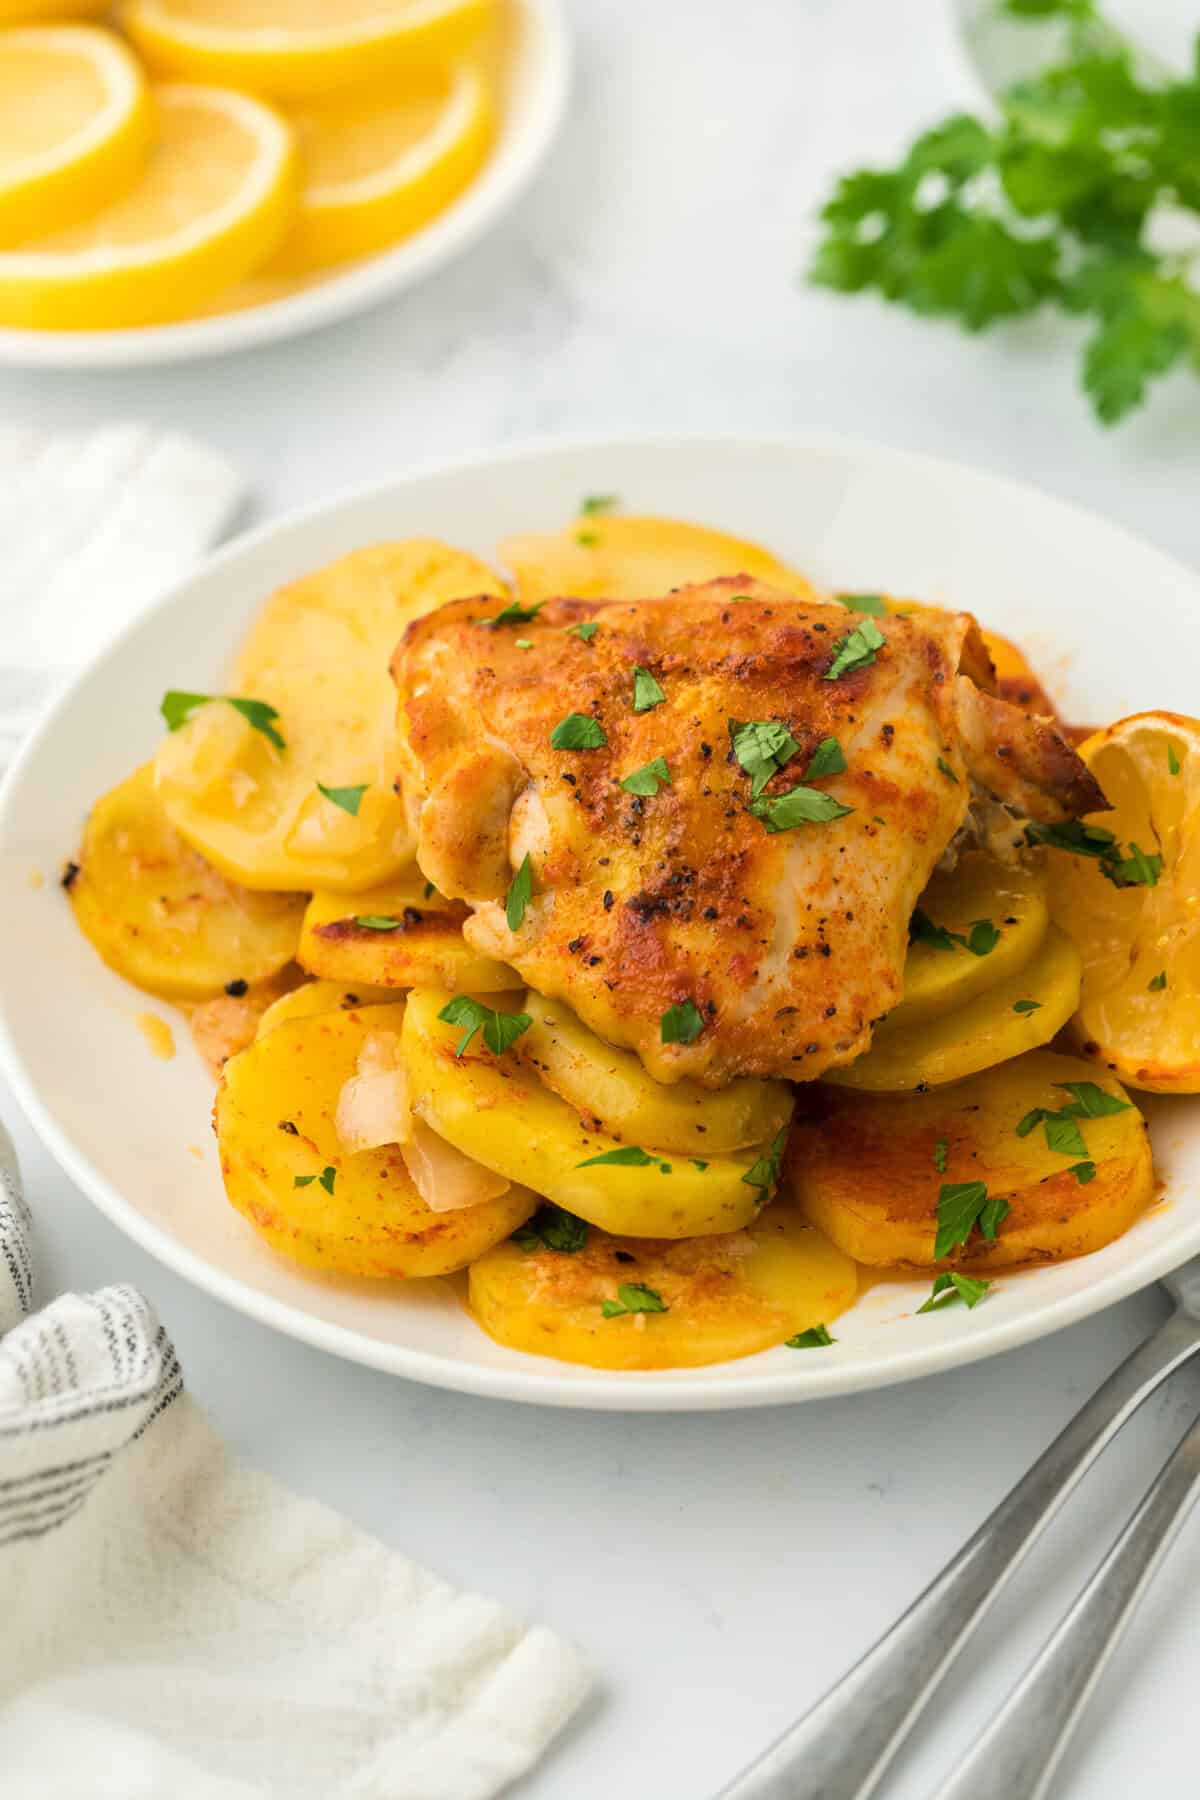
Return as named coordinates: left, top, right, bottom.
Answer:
left=5, top=1, right=1200, bottom=1794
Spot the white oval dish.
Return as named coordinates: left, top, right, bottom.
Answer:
left=0, top=433, right=1197, bottom=1410
left=0, top=0, right=569, bottom=370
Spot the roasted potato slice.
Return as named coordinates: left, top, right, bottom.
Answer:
left=790, top=1050, right=1152, bottom=1270
left=518, top=993, right=793, bottom=1155
left=216, top=1002, right=535, bottom=1278
left=900, top=852, right=1048, bottom=1028
left=256, top=978, right=398, bottom=1037
left=828, top=925, right=1081, bottom=1091
left=401, top=987, right=774, bottom=1238
left=499, top=513, right=815, bottom=604
left=469, top=1203, right=856, bottom=1370
left=68, top=763, right=305, bottom=1001
left=155, top=542, right=503, bottom=893
left=185, top=967, right=304, bottom=1075
left=299, top=874, right=521, bottom=993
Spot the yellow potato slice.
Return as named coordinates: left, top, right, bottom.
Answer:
left=790, top=1050, right=1153, bottom=1270
left=499, top=513, right=815, bottom=604
left=1045, top=712, right=1200, bottom=1092
left=900, top=852, right=1048, bottom=1027
left=155, top=542, right=503, bottom=893
left=68, top=763, right=305, bottom=1001
left=255, top=977, right=399, bottom=1037
left=401, top=987, right=775, bottom=1238
left=518, top=993, right=792, bottom=1155
left=185, top=966, right=303, bottom=1076
left=216, top=1002, right=534, bottom=1278
left=299, top=874, right=521, bottom=994
left=469, top=1204, right=856, bottom=1370
left=827, top=925, right=1081, bottom=1092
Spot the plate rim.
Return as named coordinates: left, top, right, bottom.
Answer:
left=3, top=427, right=1199, bottom=1412
left=0, top=0, right=570, bottom=370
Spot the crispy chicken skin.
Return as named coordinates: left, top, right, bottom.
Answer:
left=393, top=577, right=1103, bottom=1087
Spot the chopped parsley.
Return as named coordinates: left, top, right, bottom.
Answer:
left=1107, top=844, right=1162, bottom=889
left=505, top=853, right=534, bottom=931
left=1013, top=998, right=1042, bottom=1014
left=575, top=530, right=599, bottom=547
left=979, top=1196, right=1011, bottom=1241
left=803, top=736, right=847, bottom=780
left=934, top=1180, right=992, bottom=1259
left=354, top=914, right=401, bottom=931
left=577, top=1144, right=671, bottom=1172
left=691, top=1160, right=709, bottom=1172
left=787, top=1324, right=836, bottom=1347
left=965, top=920, right=1000, bottom=957
left=918, top=1272, right=991, bottom=1314
left=632, top=665, right=666, bottom=712
left=909, top=911, right=999, bottom=956
left=742, top=1128, right=787, bottom=1195
left=1025, top=819, right=1161, bottom=889
left=730, top=719, right=800, bottom=798
left=749, top=785, right=854, bottom=833
left=620, top=756, right=671, bottom=796
left=294, top=1166, right=337, bottom=1194
left=437, top=997, right=532, bottom=1057
left=482, top=598, right=545, bottom=629
left=580, top=493, right=618, bottom=515
left=825, top=617, right=884, bottom=681
left=1056, top=1081, right=1130, bottom=1118
left=160, top=690, right=285, bottom=751
left=513, top=1204, right=589, bottom=1253
left=317, top=781, right=367, bottom=816
left=660, top=999, right=705, bottom=1045
left=551, top=712, right=607, bottom=750
left=565, top=620, right=599, bottom=642
left=933, top=1138, right=948, bottom=1174
left=1016, top=1082, right=1127, bottom=1162
left=1069, top=1161, right=1098, bottom=1185
left=936, top=756, right=959, bottom=784
left=1149, top=971, right=1167, bottom=991
left=602, top=1282, right=667, bottom=1319
left=1043, top=1113, right=1090, bottom=1159
left=1168, top=743, right=1181, bottom=776
left=834, top=593, right=886, bottom=616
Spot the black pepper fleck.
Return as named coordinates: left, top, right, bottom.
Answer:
left=224, top=978, right=248, bottom=997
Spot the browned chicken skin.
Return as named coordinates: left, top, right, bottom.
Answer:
left=393, top=577, right=1103, bottom=1087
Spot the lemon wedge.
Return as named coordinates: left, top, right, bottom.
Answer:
left=1045, top=711, right=1200, bottom=1092
left=0, top=27, right=152, bottom=245
left=0, top=84, right=298, bottom=329
left=122, top=0, right=493, bottom=101
left=273, top=62, right=493, bottom=272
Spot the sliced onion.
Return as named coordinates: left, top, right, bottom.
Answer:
left=335, top=1030, right=411, bottom=1153
left=401, top=1118, right=510, bottom=1213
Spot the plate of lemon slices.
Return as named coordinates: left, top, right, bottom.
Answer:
left=1, top=434, right=1198, bottom=1411
left=0, top=0, right=568, bottom=366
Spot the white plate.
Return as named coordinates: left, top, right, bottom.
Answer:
left=0, top=0, right=569, bottom=370
left=1, top=434, right=1197, bottom=1411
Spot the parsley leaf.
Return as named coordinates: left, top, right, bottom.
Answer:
left=1106, top=843, right=1162, bottom=889
left=934, top=1137, right=948, bottom=1174
left=909, top=911, right=999, bottom=956
left=576, top=530, right=599, bottom=547
left=1069, top=1160, right=1098, bottom=1184
left=631, top=666, right=666, bottom=712
left=936, top=756, right=960, bottom=784
left=934, top=1180, right=991, bottom=1259
left=161, top=690, right=285, bottom=751
left=1013, top=998, right=1043, bottom=1013
left=1044, top=1112, right=1089, bottom=1158
left=979, top=1196, right=1011, bottom=1240
left=742, top=1128, right=788, bottom=1195
left=787, top=1324, right=835, bottom=1347
left=1168, top=743, right=1181, bottom=776
left=577, top=1145, right=669, bottom=1171
left=620, top=756, right=672, bottom=796
left=566, top=620, right=599, bottom=642
left=749, top=786, right=854, bottom=833
left=730, top=719, right=800, bottom=798
left=1025, top=819, right=1117, bottom=859
left=483, top=598, right=545, bottom=629
left=825, top=618, right=885, bottom=680
left=317, top=782, right=367, bottom=816
left=505, top=853, right=533, bottom=931
left=661, top=999, right=705, bottom=1045
left=551, top=712, right=607, bottom=750
left=918, top=1271, right=992, bottom=1313
left=803, top=736, right=847, bottom=780
left=602, top=1283, right=667, bottom=1318
left=834, top=592, right=887, bottom=615
left=580, top=494, right=618, bottom=515
left=513, top=1204, right=589, bottom=1253
left=966, top=919, right=1001, bottom=957
left=1055, top=1080, right=1130, bottom=1118
left=1149, top=970, right=1167, bottom=991
left=437, top=997, right=532, bottom=1057
left=354, top=915, right=401, bottom=931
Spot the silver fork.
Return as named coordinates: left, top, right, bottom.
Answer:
left=717, top=1254, right=1200, bottom=1800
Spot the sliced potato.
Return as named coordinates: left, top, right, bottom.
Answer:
left=216, top=1002, right=534, bottom=1278
left=828, top=925, right=1081, bottom=1091
left=900, top=852, right=1048, bottom=1027
left=499, top=513, right=815, bottom=604
left=518, top=993, right=793, bottom=1155
left=469, top=1204, right=856, bottom=1370
left=299, top=874, right=521, bottom=993
left=401, top=987, right=773, bottom=1238
left=155, top=542, right=503, bottom=893
left=256, top=978, right=399, bottom=1037
left=790, top=1050, right=1153, bottom=1270
left=68, top=763, right=305, bottom=1000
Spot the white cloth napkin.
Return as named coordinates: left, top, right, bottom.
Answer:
left=0, top=421, right=244, bottom=769
left=0, top=426, right=591, bottom=1795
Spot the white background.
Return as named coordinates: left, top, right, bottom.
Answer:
left=5, top=2, right=1200, bottom=1795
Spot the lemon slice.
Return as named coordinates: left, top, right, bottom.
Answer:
left=122, top=0, right=493, bottom=101
left=0, top=27, right=152, bottom=245
left=0, top=84, right=298, bottom=329
left=273, top=62, right=493, bottom=273
left=1045, top=711, right=1200, bottom=1091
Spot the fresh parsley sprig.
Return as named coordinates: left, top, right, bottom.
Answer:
left=160, top=691, right=285, bottom=751
left=438, top=998, right=532, bottom=1057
